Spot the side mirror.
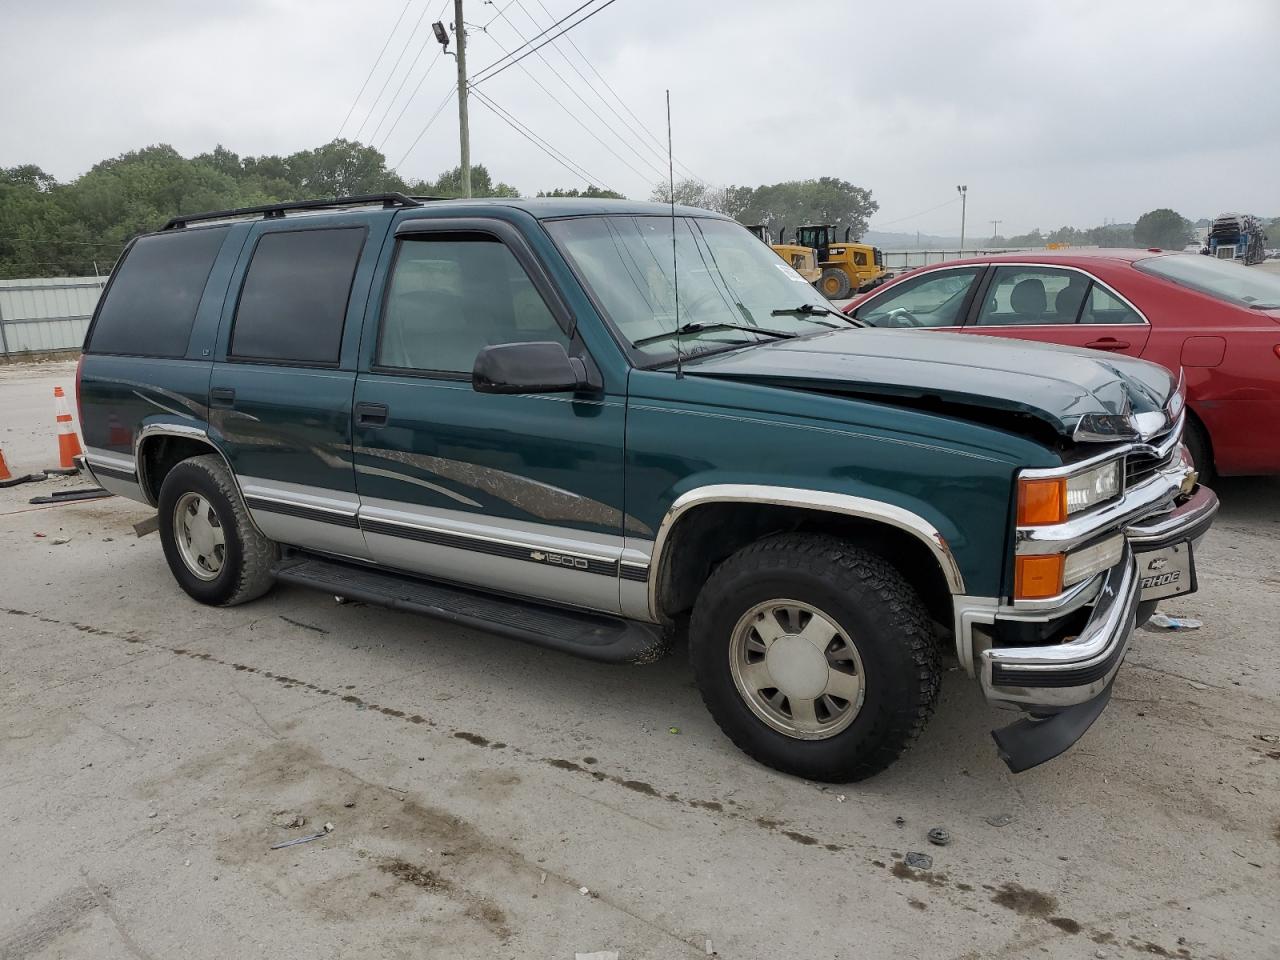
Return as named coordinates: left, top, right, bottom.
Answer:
left=472, top=341, right=594, bottom=395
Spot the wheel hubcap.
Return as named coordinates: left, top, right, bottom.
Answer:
left=174, top=492, right=225, bottom=581
left=729, top=599, right=865, bottom=740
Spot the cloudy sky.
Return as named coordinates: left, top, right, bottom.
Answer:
left=2, top=0, right=1277, bottom=235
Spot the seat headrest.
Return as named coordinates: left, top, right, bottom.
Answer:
left=1010, top=278, right=1046, bottom=315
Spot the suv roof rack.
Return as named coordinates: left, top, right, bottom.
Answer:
left=161, top=193, right=432, bottom=231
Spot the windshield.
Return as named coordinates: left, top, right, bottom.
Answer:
left=1135, top=254, right=1280, bottom=309
left=545, top=215, right=844, bottom=364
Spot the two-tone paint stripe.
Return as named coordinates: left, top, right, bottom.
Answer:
left=244, top=494, right=649, bottom=581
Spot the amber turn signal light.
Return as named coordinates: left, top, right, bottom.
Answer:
left=1015, top=554, right=1065, bottom=600
left=1017, top=477, right=1067, bottom=526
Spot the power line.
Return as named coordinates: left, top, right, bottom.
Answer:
left=368, top=2, right=450, bottom=148
left=522, top=0, right=705, bottom=185
left=470, top=0, right=596, bottom=80
left=336, top=0, right=414, bottom=139
left=484, top=1, right=667, bottom=180
left=471, top=0, right=620, bottom=85
left=354, top=3, right=433, bottom=142
left=872, top=196, right=961, bottom=229
left=470, top=26, right=662, bottom=186
left=468, top=86, right=614, bottom=191
left=394, top=87, right=458, bottom=169
left=377, top=47, right=447, bottom=151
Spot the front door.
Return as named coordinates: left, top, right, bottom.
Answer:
left=351, top=218, right=627, bottom=614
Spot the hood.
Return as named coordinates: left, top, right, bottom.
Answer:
left=684, top=328, right=1177, bottom=442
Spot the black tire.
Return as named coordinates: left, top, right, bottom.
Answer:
left=157, top=454, right=278, bottom=606
left=1184, top=417, right=1214, bottom=483
left=818, top=267, right=852, bottom=300
left=689, top=534, right=940, bottom=782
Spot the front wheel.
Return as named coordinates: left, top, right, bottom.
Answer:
left=818, top=268, right=852, bottom=299
left=158, top=454, right=278, bottom=606
left=689, top=534, right=940, bottom=782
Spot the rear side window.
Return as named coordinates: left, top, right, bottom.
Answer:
left=230, top=227, right=365, bottom=364
left=89, top=227, right=229, bottom=357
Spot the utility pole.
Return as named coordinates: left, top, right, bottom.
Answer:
left=956, top=184, right=968, bottom=253
left=989, top=220, right=1001, bottom=240
left=454, top=0, right=471, bottom=198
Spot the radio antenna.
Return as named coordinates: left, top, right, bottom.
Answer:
left=666, top=89, right=682, bottom=379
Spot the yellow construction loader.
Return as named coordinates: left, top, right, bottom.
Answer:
left=792, top=224, right=887, bottom=299
left=745, top=224, right=822, bottom=284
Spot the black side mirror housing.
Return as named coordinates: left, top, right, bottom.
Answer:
left=472, top=341, right=594, bottom=395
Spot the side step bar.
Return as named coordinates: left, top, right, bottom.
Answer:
left=273, top=556, right=668, bottom=665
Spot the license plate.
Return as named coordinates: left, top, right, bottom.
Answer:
left=1135, top=541, right=1195, bottom=601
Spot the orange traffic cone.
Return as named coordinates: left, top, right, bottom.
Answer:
left=54, top=386, right=84, bottom=470
left=0, top=447, right=11, bottom=482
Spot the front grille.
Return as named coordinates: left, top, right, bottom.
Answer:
left=1125, top=446, right=1177, bottom=488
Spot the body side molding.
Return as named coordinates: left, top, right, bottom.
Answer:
left=647, top=484, right=966, bottom=621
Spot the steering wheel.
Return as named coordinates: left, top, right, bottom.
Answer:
left=682, top=291, right=733, bottom=319
left=886, top=306, right=923, bottom=328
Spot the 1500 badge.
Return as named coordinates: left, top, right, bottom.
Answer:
left=530, top=550, right=589, bottom=570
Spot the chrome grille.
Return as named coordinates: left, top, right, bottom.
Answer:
left=1125, top=446, right=1176, bottom=488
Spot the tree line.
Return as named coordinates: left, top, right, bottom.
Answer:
left=1, top=139, right=884, bottom=279
left=0, top=140, right=625, bottom=278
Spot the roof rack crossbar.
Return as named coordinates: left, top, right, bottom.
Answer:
left=162, top=193, right=425, bottom=230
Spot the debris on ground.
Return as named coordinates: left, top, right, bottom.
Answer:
left=270, top=832, right=328, bottom=850
left=984, top=813, right=1013, bottom=828
left=271, top=811, right=306, bottom=829
left=147, top=811, right=157, bottom=819
left=668, top=726, right=680, bottom=735
left=33, top=532, right=46, bottom=538
left=574, top=952, right=618, bottom=960
left=578, top=886, right=591, bottom=896
left=133, top=515, right=160, bottom=538
left=904, top=852, right=933, bottom=870
left=1254, top=734, right=1280, bottom=744
left=927, top=827, right=951, bottom=846
left=705, top=938, right=715, bottom=955
left=29, top=487, right=109, bottom=504
left=1147, top=612, right=1202, bottom=630
left=323, top=821, right=335, bottom=833
left=343, top=801, right=356, bottom=808
left=894, top=816, right=905, bottom=827
left=1187, top=680, right=1208, bottom=690
left=836, top=794, right=847, bottom=803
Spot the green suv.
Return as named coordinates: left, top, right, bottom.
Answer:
left=76, top=194, right=1217, bottom=781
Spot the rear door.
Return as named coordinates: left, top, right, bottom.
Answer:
left=351, top=216, right=627, bottom=614
left=210, top=213, right=389, bottom=560
left=962, top=265, right=1150, bottom=357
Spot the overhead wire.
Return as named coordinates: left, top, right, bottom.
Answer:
left=470, top=26, right=662, bottom=186
left=872, top=197, right=962, bottom=228
left=470, top=0, right=596, bottom=80
left=377, top=47, right=447, bottom=151
left=520, top=0, right=706, bottom=185
left=368, top=1, right=452, bottom=147
left=486, top=1, right=668, bottom=182
left=470, top=0, right=619, bottom=85
left=468, top=86, right=615, bottom=192
left=354, top=2, right=434, bottom=142
left=393, top=87, right=458, bottom=169
left=335, top=0, right=414, bottom=139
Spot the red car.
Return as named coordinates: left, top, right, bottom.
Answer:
left=842, top=250, right=1280, bottom=477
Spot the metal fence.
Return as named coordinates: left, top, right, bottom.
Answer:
left=880, top=248, right=1038, bottom=272
left=0, top=277, right=105, bottom=356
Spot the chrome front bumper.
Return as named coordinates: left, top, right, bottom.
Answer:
left=978, top=484, right=1218, bottom=710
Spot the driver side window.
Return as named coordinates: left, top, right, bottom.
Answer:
left=858, top=267, right=981, bottom=328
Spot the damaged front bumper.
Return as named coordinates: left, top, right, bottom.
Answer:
left=956, top=483, right=1219, bottom=772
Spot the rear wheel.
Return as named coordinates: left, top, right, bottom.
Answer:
left=818, top=267, right=852, bottom=300
left=158, top=454, right=278, bottom=606
left=689, top=534, right=940, bottom=782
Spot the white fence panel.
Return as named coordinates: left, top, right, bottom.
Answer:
left=0, top=277, right=105, bottom=356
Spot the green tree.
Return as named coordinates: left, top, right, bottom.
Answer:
left=537, top=185, right=626, bottom=199
left=1133, top=208, right=1191, bottom=250
left=421, top=164, right=520, bottom=198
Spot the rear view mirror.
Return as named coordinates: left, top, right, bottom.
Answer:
left=472, top=341, right=593, bottom=395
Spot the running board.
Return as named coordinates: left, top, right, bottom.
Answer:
left=273, top=556, right=668, bottom=665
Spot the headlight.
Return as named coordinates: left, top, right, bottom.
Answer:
left=1018, top=460, right=1122, bottom=526
left=1065, top=461, right=1121, bottom=514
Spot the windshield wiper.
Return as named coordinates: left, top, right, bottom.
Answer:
left=770, top=303, right=857, bottom=326
left=1248, top=302, right=1280, bottom=310
left=633, top=322, right=795, bottom=347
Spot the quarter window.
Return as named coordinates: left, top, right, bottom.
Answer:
left=858, top=268, right=981, bottom=328
left=1080, top=283, right=1143, bottom=325
left=89, top=227, right=229, bottom=357
left=230, top=227, right=365, bottom=364
left=376, top=236, right=567, bottom=374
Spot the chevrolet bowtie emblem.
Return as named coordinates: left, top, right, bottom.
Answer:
left=530, top=551, right=546, bottom=561
left=1147, top=557, right=1168, bottom=572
